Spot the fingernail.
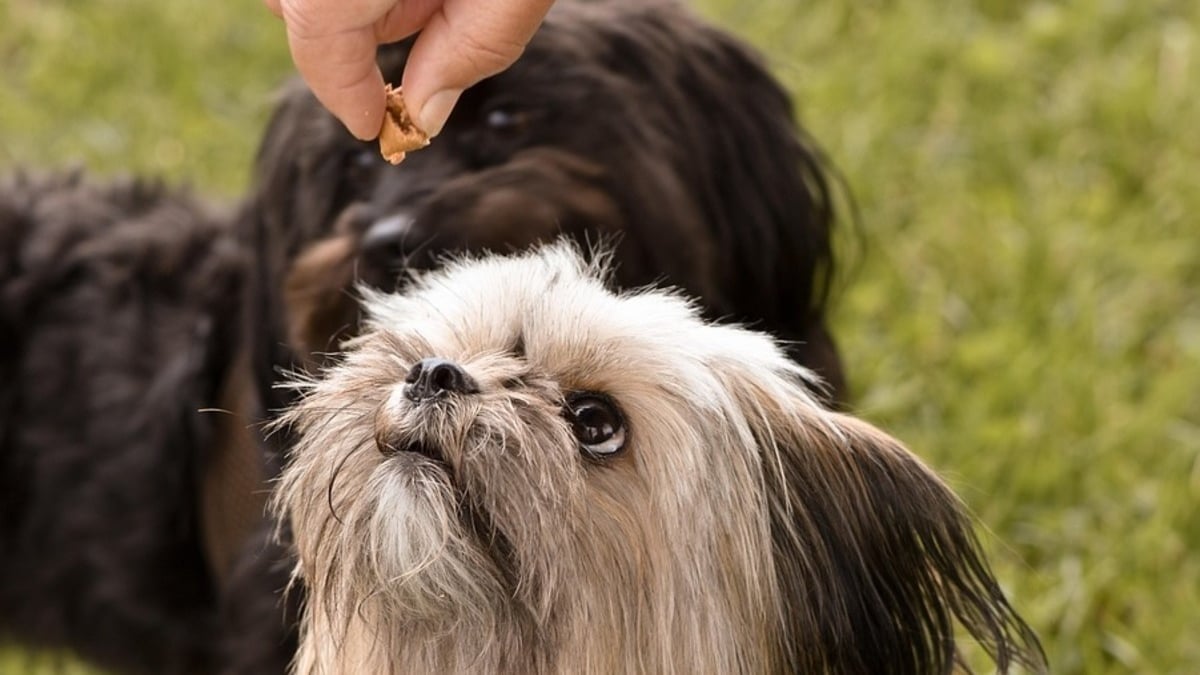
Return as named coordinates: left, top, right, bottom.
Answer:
left=417, top=89, right=461, bottom=139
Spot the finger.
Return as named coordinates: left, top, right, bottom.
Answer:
left=280, top=0, right=402, bottom=139
left=263, top=0, right=283, bottom=19
left=401, top=0, right=554, bottom=136
left=287, top=26, right=388, bottom=139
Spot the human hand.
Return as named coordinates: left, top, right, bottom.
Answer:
left=263, top=0, right=555, bottom=140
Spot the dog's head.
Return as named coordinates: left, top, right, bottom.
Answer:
left=241, top=0, right=843, bottom=398
left=275, top=242, right=1043, bottom=674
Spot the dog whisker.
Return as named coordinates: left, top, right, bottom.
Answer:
left=324, top=437, right=373, bottom=525
left=197, top=407, right=236, bottom=416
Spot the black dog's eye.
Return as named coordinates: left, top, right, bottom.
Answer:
left=339, top=146, right=383, bottom=197
left=565, top=394, right=626, bottom=459
left=456, top=102, right=542, bottom=168
left=349, top=147, right=379, bottom=168
left=343, top=147, right=382, bottom=174
left=484, top=107, right=531, bottom=136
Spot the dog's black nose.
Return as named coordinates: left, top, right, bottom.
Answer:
left=404, top=358, right=478, bottom=401
left=360, top=213, right=443, bottom=283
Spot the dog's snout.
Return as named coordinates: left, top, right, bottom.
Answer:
left=362, top=214, right=415, bottom=252
left=360, top=213, right=417, bottom=271
left=404, top=357, right=479, bottom=401
left=359, top=212, right=447, bottom=282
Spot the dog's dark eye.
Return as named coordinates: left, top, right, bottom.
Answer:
left=349, top=148, right=378, bottom=168
left=484, top=107, right=531, bottom=136
left=343, top=147, right=381, bottom=173
left=565, top=394, right=626, bottom=459
left=339, top=146, right=383, bottom=197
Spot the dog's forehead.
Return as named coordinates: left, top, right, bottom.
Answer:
left=364, top=245, right=785, bottom=376
left=364, top=243, right=720, bottom=357
left=382, top=247, right=686, bottom=340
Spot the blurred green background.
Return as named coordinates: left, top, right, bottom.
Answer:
left=2, top=0, right=1197, bottom=673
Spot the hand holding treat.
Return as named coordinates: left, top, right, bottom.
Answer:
left=263, top=0, right=556, bottom=146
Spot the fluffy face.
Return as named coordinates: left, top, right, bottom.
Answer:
left=276, top=243, right=1044, bottom=675
left=241, top=0, right=845, bottom=399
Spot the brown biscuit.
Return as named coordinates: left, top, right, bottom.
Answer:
left=378, top=85, right=430, bottom=165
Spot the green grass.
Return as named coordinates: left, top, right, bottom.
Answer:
left=3, top=0, right=1197, bottom=673
left=0, top=0, right=292, bottom=196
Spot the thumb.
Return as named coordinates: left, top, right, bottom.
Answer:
left=401, top=0, right=554, bottom=137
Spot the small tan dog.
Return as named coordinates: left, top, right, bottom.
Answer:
left=274, top=243, right=1044, bottom=675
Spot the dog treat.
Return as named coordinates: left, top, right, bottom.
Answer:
left=378, top=85, right=430, bottom=165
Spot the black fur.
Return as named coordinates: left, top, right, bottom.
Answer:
left=242, top=0, right=846, bottom=399
left=0, top=171, right=243, bottom=673
left=760, top=413, right=1046, bottom=673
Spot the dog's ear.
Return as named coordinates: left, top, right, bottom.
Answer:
left=280, top=235, right=361, bottom=369
left=724, top=365, right=1044, bottom=673
left=236, top=81, right=362, bottom=394
left=665, top=21, right=844, bottom=395
left=241, top=81, right=346, bottom=264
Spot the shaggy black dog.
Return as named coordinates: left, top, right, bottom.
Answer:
left=244, top=0, right=846, bottom=399
left=0, top=1, right=846, bottom=672
left=0, top=171, right=250, bottom=673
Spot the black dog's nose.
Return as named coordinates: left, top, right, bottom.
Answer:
left=404, top=358, right=478, bottom=401
left=362, top=214, right=415, bottom=254
left=360, top=214, right=415, bottom=277
left=360, top=213, right=443, bottom=282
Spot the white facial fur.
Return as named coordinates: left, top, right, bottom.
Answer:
left=275, top=242, right=1041, bottom=675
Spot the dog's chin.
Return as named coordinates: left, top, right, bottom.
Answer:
left=360, top=445, right=504, bottom=622
left=373, top=437, right=464, bottom=546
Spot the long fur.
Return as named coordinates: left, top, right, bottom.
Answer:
left=240, top=0, right=846, bottom=399
left=0, top=170, right=244, bottom=673
left=275, top=242, right=1045, bottom=675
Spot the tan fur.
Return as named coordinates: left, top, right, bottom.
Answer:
left=274, top=242, right=1044, bottom=675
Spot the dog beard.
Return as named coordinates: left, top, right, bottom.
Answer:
left=274, top=242, right=1044, bottom=675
